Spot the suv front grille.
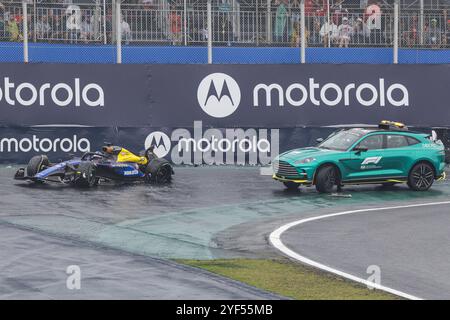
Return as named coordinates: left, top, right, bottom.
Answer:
left=273, top=160, right=299, bottom=177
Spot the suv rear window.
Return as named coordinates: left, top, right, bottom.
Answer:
left=386, top=135, right=409, bottom=149
left=407, top=136, right=421, bottom=146
left=358, top=135, right=384, bottom=150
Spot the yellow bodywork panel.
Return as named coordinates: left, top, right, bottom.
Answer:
left=116, top=148, right=148, bottom=165
left=272, top=175, right=310, bottom=184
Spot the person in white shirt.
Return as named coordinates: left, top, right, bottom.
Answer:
left=353, top=17, right=370, bottom=45
left=320, top=20, right=338, bottom=47
left=66, top=4, right=81, bottom=43
left=338, top=17, right=353, bottom=48
left=80, top=15, right=92, bottom=43
left=36, top=15, right=51, bottom=39
left=121, top=16, right=132, bottom=45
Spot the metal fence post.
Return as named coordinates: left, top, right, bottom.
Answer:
left=33, top=0, right=37, bottom=42
left=23, top=1, right=29, bottom=63
left=300, top=0, right=306, bottom=63
left=183, top=0, right=187, bottom=46
left=103, top=0, right=107, bottom=45
left=326, top=0, right=331, bottom=47
left=116, top=0, right=122, bottom=64
left=393, top=0, right=399, bottom=64
left=207, top=0, right=212, bottom=64
left=419, top=0, right=424, bottom=45
left=266, top=0, right=271, bottom=43
left=112, top=0, right=117, bottom=44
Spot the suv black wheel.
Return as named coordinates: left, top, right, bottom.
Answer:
left=315, top=166, right=338, bottom=193
left=408, top=162, right=435, bottom=191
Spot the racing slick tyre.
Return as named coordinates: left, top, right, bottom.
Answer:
left=145, top=159, right=173, bottom=184
left=315, top=165, right=338, bottom=193
left=26, top=155, right=50, bottom=177
left=75, top=162, right=97, bottom=188
left=407, top=162, right=435, bottom=191
left=283, top=182, right=300, bottom=190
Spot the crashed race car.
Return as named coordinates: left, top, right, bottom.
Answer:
left=14, top=144, right=174, bottom=187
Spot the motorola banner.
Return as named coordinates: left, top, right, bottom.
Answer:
left=1, top=63, right=450, bottom=127
left=1, top=126, right=448, bottom=164
left=0, top=125, right=335, bottom=164
left=149, top=64, right=450, bottom=127
left=0, top=63, right=151, bottom=127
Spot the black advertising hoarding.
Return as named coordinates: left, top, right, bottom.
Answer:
left=149, top=64, right=450, bottom=128
left=0, top=125, right=332, bottom=164
left=1, top=63, right=449, bottom=163
left=0, top=63, right=449, bottom=128
left=0, top=63, right=152, bottom=127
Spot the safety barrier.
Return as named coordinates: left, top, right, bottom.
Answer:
left=0, top=62, right=449, bottom=163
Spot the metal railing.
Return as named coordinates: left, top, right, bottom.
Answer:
left=1, top=0, right=449, bottom=63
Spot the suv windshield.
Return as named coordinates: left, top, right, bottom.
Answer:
left=318, top=129, right=370, bottom=151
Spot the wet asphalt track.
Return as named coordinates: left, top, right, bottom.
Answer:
left=0, top=224, right=280, bottom=300
left=1, top=165, right=450, bottom=299
left=280, top=202, right=450, bottom=300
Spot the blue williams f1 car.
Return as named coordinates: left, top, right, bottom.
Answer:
left=14, top=145, right=174, bottom=187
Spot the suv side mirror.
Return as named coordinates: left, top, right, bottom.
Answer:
left=316, top=138, right=324, bottom=144
left=353, top=146, right=368, bottom=153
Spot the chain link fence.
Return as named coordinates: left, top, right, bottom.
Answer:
left=0, top=0, right=449, bottom=63
left=0, top=1, right=24, bottom=62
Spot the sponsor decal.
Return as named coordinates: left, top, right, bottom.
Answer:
left=422, top=143, right=442, bottom=149
left=197, top=73, right=241, bottom=118
left=145, top=121, right=279, bottom=165
left=197, top=74, right=410, bottom=118
left=124, top=170, right=139, bottom=176
left=144, top=131, right=172, bottom=158
left=0, top=77, right=104, bottom=107
left=361, top=156, right=383, bottom=165
left=252, top=78, right=409, bottom=108
left=361, top=156, right=383, bottom=170
left=0, top=135, right=90, bottom=153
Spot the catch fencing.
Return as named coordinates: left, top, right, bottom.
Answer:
left=0, top=1, right=449, bottom=63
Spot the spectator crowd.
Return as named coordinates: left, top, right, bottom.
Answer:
left=0, top=0, right=449, bottom=48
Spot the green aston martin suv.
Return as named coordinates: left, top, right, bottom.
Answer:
left=273, top=121, right=446, bottom=193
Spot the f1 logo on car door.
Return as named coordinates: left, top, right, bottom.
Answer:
left=344, top=134, right=385, bottom=180
left=361, top=156, right=383, bottom=169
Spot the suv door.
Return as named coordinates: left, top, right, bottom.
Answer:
left=382, top=134, right=419, bottom=178
left=340, top=134, right=387, bottom=181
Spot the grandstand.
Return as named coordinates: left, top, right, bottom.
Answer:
left=0, top=0, right=449, bottom=63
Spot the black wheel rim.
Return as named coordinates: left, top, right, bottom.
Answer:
left=326, top=169, right=336, bottom=189
left=412, top=164, right=434, bottom=189
left=89, top=169, right=96, bottom=185
left=156, top=165, right=171, bottom=183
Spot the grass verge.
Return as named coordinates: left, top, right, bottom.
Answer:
left=178, top=259, right=400, bottom=300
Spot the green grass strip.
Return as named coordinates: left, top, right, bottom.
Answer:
left=178, top=259, right=401, bottom=300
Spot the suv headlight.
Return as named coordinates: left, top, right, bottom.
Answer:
left=295, top=157, right=316, bottom=164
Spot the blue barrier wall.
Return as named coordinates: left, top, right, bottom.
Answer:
left=0, top=42, right=449, bottom=64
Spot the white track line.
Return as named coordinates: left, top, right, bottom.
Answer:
left=270, top=201, right=450, bottom=300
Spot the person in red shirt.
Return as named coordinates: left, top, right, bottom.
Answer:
left=315, top=0, right=329, bottom=25
left=304, top=0, right=314, bottom=16
left=169, top=5, right=182, bottom=45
